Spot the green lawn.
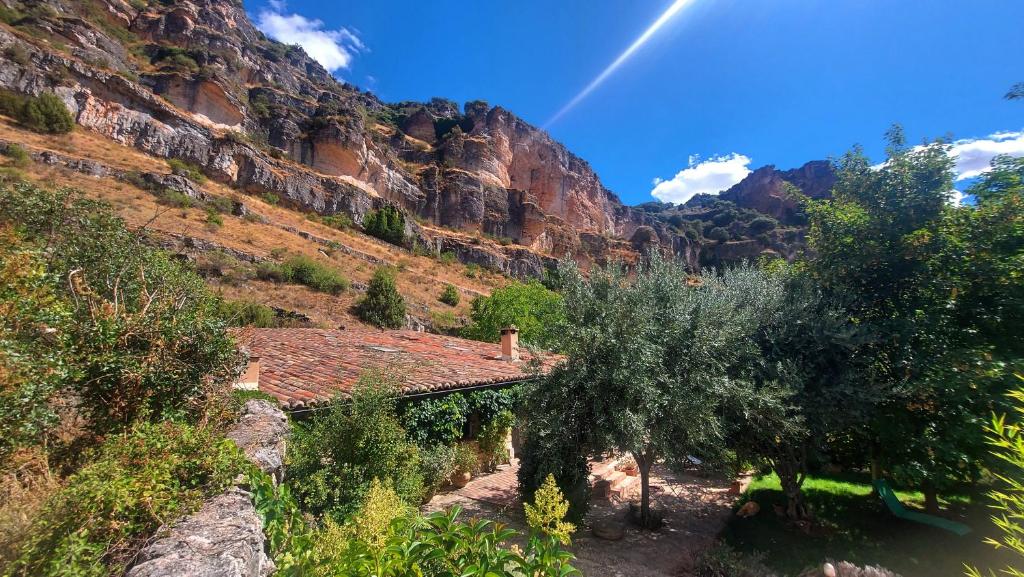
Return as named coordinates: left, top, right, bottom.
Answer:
left=721, top=472, right=1013, bottom=576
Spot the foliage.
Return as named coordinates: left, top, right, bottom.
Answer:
left=399, top=393, right=468, bottom=447
left=167, top=158, right=207, bottom=184
left=462, top=280, right=564, bottom=348
left=287, top=375, right=423, bottom=520
left=307, top=504, right=578, bottom=577
left=708, top=226, right=731, bottom=242
left=0, top=90, right=73, bottom=134
left=0, top=228, right=69, bottom=464
left=1, top=144, right=29, bottom=168
left=356, top=267, right=406, bottom=329
left=257, top=255, right=349, bottom=295
left=694, top=544, right=776, bottom=577
left=477, top=410, right=514, bottom=472
left=966, top=380, right=1024, bottom=577
left=439, top=283, right=460, bottom=306
left=518, top=420, right=591, bottom=523
left=524, top=474, right=576, bottom=546
left=808, top=134, right=1022, bottom=509
left=529, top=254, right=776, bottom=527
left=726, top=268, right=868, bottom=519
left=309, top=213, right=354, bottom=231
left=419, top=444, right=457, bottom=498
left=362, top=205, right=406, bottom=245
left=0, top=182, right=237, bottom=438
left=452, top=443, right=479, bottom=476
left=747, top=215, right=778, bottom=235
left=7, top=422, right=246, bottom=576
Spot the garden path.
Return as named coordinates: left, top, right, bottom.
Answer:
left=423, top=460, right=750, bottom=577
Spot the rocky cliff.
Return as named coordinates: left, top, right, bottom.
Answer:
left=0, top=0, right=834, bottom=274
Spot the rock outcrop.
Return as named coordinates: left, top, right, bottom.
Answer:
left=126, top=400, right=288, bottom=577
left=0, top=0, right=833, bottom=274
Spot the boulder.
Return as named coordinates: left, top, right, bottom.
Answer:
left=226, top=400, right=289, bottom=484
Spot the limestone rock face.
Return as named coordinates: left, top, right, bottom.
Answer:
left=226, top=400, right=290, bottom=484
left=0, top=0, right=833, bottom=275
left=717, top=160, right=836, bottom=224
left=125, top=489, right=273, bottom=577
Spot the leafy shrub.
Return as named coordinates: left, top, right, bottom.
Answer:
left=0, top=182, right=237, bottom=437
left=309, top=213, right=354, bottom=231
left=356, top=267, right=406, bottom=329
left=205, top=208, right=223, bottom=229
left=218, top=299, right=277, bottom=327
left=363, top=205, right=406, bottom=245
left=439, top=283, right=460, bottom=306
left=464, top=263, right=481, bottom=278
left=439, top=251, right=457, bottom=265
left=257, top=255, right=349, bottom=295
left=419, top=444, right=457, bottom=498
left=708, top=226, right=731, bottom=242
left=0, top=6, right=25, bottom=24
left=453, top=443, right=480, bottom=476
left=524, top=474, right=576, bottom=546
left=462, top=280, right=564, bottom=348
left=477, top=410, right=514, bottom=472
left=0, top=228, right=69, bottom=463
left=288, top=375, right=424, bottom=520
left=167, top=158, right=207, bottom=184
left=747, top=215, right=778, bottom=235
left=518, top=427, right=591, bottom=523
left=0, top=91, right=74, bottom=134
left=400, top=394, right=469, bottom=447
left=3, top=45, right=28, bottom=66
left=285, top=255, right=349, bottom=295
left=8, top=421, right=246, bottom=576
left=430, top=309, right=458, bottom=332
left=261, top=192, right=280, bottom=205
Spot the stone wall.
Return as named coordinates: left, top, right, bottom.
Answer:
left=126, top=400, right=289, bottom=577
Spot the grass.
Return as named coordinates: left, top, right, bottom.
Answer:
left=722, top=471, right=1011, bottom=577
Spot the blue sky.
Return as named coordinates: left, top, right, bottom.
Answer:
left=248, top=0, right=1024, bottom=205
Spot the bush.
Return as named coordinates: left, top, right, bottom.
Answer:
left=288, top=375, right=424, bottom=520
left=419, top=444, right=457, bottom=498
left=747, top=216, right=778, bottom=235
left=461, top=280, right=564, bottom=348
left=356, top=267, right=406, bottom=329
left=257, top=255, right=349, bottom=295
left=439, top=283, right=460, bottom=306
left=0, top=182, right=237, bottom=438
left=363, top=205, right=406, bottom=245
left=477, top=410, right=514, bottom=472
left=8, top=421, right=246, bottom=576
left=167, top=158, right=207, bottom=184
left=310, top=213, right=354, bottom=231
left=218, top=299, right=277, bottom=327
left=518, top=427, right=591, bottom=523
left=708, top=226, right=731, bottom=242
left=205, top=208, right=223, bottom=229
left=439, top=251, right=457, bottom=265
left=285, top=255, right=349, bottom=295
left=0, top=91, right=74, bottom=134
left=453, top=443, right=479, bottom=476
left=261, top=192, right=280, bottom=205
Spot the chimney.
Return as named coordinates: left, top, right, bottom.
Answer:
left=234, top=356, right=261, bottom=391
left=500, top=326, right=519, bottom=361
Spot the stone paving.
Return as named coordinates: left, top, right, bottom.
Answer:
left=423, top=460, right=749, bottom=577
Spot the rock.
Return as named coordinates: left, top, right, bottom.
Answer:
left=592, top=519, right=626, bottom=541
left=126, top=488, right=274, bottom=577
left=400, top=107, right=437, bottom=144
left=144, top=172, right=205, bottom=200
left=226, top=400, right=289, bottom=484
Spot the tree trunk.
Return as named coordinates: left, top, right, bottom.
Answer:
left=634, top=452, right=654, bottom=529
left=869, top=442, right=882, bottom=497
left=923, top=481, right=940, bottom=514
left=778, top=470, right=808, bottom=520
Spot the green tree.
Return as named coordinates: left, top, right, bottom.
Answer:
left=362, top=205, right=406, bottom=246
left=807, top=131, right=1021, bottom=510
left=526, top=255, right=773, bottom=527
left=462, top=280, right=564, bottom=348
left=727, top=269, right=869, bottom=519
left=356, top=267, right=406, bottom=329
left=20, top=93, right=74, bottom=134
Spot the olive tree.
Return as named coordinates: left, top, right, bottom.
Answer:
left=529, top=253, right=778, bottom=528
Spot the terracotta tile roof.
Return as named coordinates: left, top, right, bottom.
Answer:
left=233, top=328, right=560, bottom=409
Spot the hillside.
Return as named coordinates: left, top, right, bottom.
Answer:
left=0, top=0, right=835, bottom=326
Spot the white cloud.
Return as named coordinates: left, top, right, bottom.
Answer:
left=650, top=153, right=752, bottom=204
left=254, top=1, right=364, bottom=73
left=949, top=131, right=1024, bottom=181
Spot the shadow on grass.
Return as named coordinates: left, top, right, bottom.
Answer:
left=720, top=472, right=1012, bottom=577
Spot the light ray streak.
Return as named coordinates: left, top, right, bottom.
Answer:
left=544, top=0, right=698, bottom=128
